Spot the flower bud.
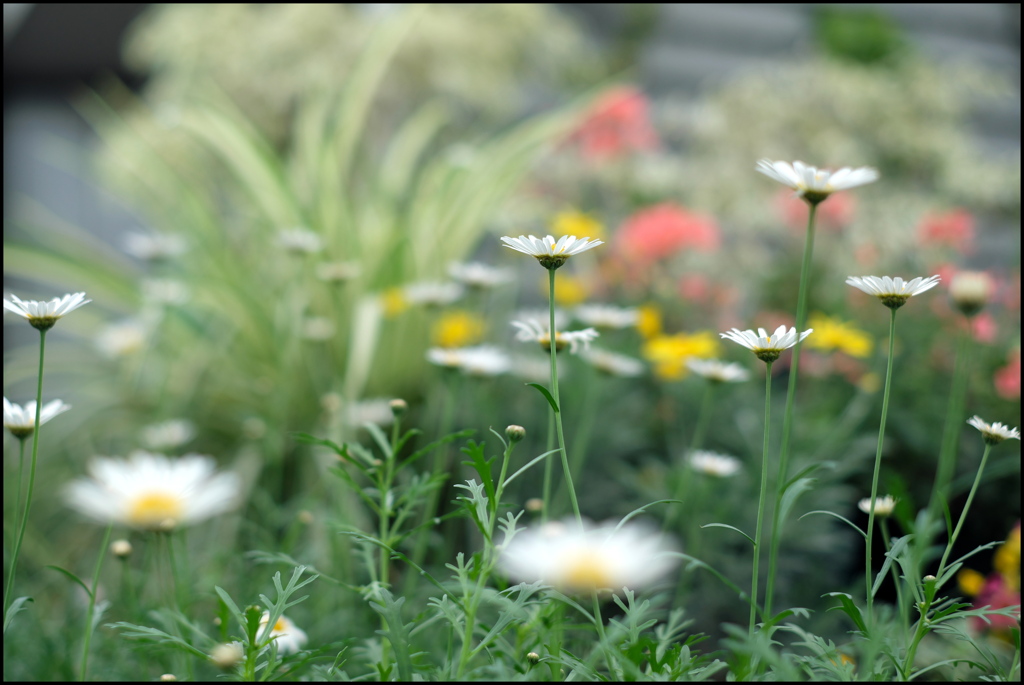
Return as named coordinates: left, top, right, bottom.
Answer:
left=389, top=398, right=408, bottom=419
left=160, top=675, right=177, bottom=682
left=949, top=271, right=992, bottom=317
left=110, top=539, right=133, bottom=559
left=526, top=651, right=541, bottom=665
left=210, top=642, right=244, bottom=669
left=505, top=425, right=526, bottom=443
left=525, top=498, right=544, bottom=513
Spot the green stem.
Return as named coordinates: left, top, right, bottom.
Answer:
left=592, top=593, right=619, bottom=680
left=880, top=520, right=908, bottom=633
left=866, top=308, right=898, bottom=616
left=4, top=329, right=47, bottom=615
left=13, top=438, right=27, bottom=536
left=750, top=361, right=773, bottom=636
left=548, top=267, right=582, bottom=524
left=80, top=524, right=113, bottom=681
left=666, top=382, right=715, bottom=532
left=929, top=325, right=972, bottom=518
left=541, top=410, right=555, bottom=524
left=765, top=202, right=816, bottom=618
left=690, top=381, right=716, bottom=454
left=936, top=443, right=993, bottom=577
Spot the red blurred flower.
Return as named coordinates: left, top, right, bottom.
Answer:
left=970, top=574, right=1021, bottom=632
left=617, top=203, right=720, bottom=265
left=567, top=86, right=658, bottom=161
left=917, top=209, right=976, bottom=254
left=995, top=348, right=1021, bottom=399
left=776, top=188, right=856, bottom=232
left=970, top=312, right=998, bottom=343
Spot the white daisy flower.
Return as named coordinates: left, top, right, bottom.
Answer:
left=580, top=348, right=645, bottom=377
left=512, top=319, right=599, bottom=354
left=65, top=451, right=241, bottom=531
left=448, top=261, right=515, bottom=289
left=403, top=281, right=465, bottom=307
left=688, top=450, right=742, bottom=477
left=500, top=234, right=603, bottom=270
left=846, top=275, right=941, bottom=310
left=95, top=319, right=147, bottom=358
left=122, top=232, right=187, bottom=261
left=4, top=397, right=72, bottom=439
left=573, top=304, right=640, bottom=329
left=498, top=518, right=679, bottom=594
left=686, top=358, right=751, bottom=383
left=4, top=292, right=91, bottom=331
left=277, top=227, right=323, bottom=255
left=259, top=612, right=308, bottom=655
left=967, top=416, right=1021, bottom=445
left=720, top=325, right=813, bottom=364
left=756, top=159, right=878, bottom=204
left=426, top=345, right=511, bottom=377
left=857, top=495, right=898, bottom=517
left=142, top=419, right=196, bottom=451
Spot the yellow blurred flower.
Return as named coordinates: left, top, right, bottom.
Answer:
left=857, top=372, right=881, bottom=394
left=958, top=568, right=986, bottom=597
left=551, top=209, right=606, bottom=242
left=432, top=310, right=487, bottom=348
left=642, top=331, right=721, bottom=380
left=636, top=303, right=662, bottom=339
left=994, top=524, right=1020, bottom=590
left=382, top=288, right=408, bottom=317
left=805, top=313, right=873, bottom=358
left=545, top=274, right=589, bottom=307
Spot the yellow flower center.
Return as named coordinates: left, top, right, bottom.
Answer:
left=128, top=491, right=184, bottom=529
left=432, top=310, right=486, bottom=348
left=562, top=551, right=614, bottom=592
left=274, top=618, right=287, bottom=632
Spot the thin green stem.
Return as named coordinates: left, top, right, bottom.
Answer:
left=765, top=202, right=816, bottom=618
left=14, top=438, right=27, bottom=535
left=592, top=593, right=619, bottom=680
left=4, top=329, right=47, bottom=615
left=929, top=325, right=972, bottom=517
left=880, top=519, right=908, bottom=633
left=750, top=361, right=773, bottom=636
left=541, top=410, right=555, bottom=524
left=690, top=381, right=716, bottom=454
left=80, top=524, right=113, bottom=681
left=548, top=267, right=582, bottom=524
left=866, top=308, right=898, bottom=616
left=666, top=382, right=715, bottom=532
left=936, top=443, right=993, bottom=577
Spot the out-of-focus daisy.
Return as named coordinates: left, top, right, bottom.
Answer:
left=341, top=398, right=396, bottom=429
left=967, top=416, right=1020, bottom=445
left=315, top=261, right=361, bottom=283
left=501, top=234, right=603, bottom=270
left=574, top=304, right=640, bottom=329
left=65, top=451, right=241, bottom=531
left=498, top=518, right=678, bottom=594
left=142, top=419, right=196, bottom=451
left=259, top=612, right=308, bottom=654
left=209, top=642, right=244, bottom=669
left=858, top=495, right=898, bottom=517
left=846, top=275, right=940, bottom=310
left=687, top=450, right=741, bottom=477
left=4, top=398, right=71, bottom=439
left=642, top=332, right=721, bottom=380
left=512, top=319, right=599, bottom=354
left=949, top=271, right=993, bottom=317
left=142, top=279, right=189, bottom=306
left=426, top=346, right=511, bottom=377
left=805, top=313, right=873, bottom=358
left=756, top=159, right=879, bottom=205
left=448, top=261, right=514, bottom=289
left=96, top=319, right=147, bottom=358
left=277, top=227, right=323, bottom=255
left=580, top=348, right=645, bottom=377
left=432, top=310, right=486, bottom=348
left=404, top=281, right=465, bottom=307
left=686, top=358, right=750, bottom=383
left=122, top=232, right=187, bottom=261
left=4, top=292, right=91, bottom=331
left=720, top=325, right=813, bottom=364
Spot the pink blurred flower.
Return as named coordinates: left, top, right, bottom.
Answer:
left=617, top=203, right=720, bottom=265
left=776, top=188, right=856, bottom=232
left=854, top=244, right=879, bottom=268
left=970, top=575, right=1021, bottom=632
left=917, top=209, right=976, bottom=254
left=678, top=275, right=710, bottom=301
left=995, top=348, right=1021, bottom=399
left=567, top=86, right=658, bottom=161
left=970, top=312, right=998, bottom=343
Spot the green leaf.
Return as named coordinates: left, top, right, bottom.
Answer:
left=459, top=440, right=497, bottom=503
left=107, top=621, right=210, bottom=659
left=399, top=429, right=475, bottom=470
left=614, top=500, right=682, bottom=533
left=823, top=592, right=867, bottom=634
left=4, top=597, right=33, bottom=633
left=502, top=449, right=560, bottom=488
left=800, top=510, right=866, bottom=539
left=872, top=534, right=914, bottom=598
left=526, top=382, right=559, bottom=413
left=776, top=477, right=816, bottom=525
left=700, top=522, right=755, bottom=546
left=46, top=564, right=93, bottom=600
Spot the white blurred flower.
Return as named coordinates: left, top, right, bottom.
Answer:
left=967, top=416, right=1020, bottom=445
left=4, top=397, right=71, bottom=439
left=426, top=345, right=511, bottom=376
left=259, top=612, right=307, bottom=654
left=403, top=281, right=465, bottom=307
left=498, top=518, right=679, bottom=594
left=756, top=159, right=878, bottom=203
left=122, top=232, right=187, bottom=261
left=277, top=227, right=323, bottom=254
left=302, top=316, right=336, bottom=341
left=501, top=234, right=603, bottom=270
left=949, top=271, right=993, bottom=316
left=720, top=325, right=813, bottom=364
left=512, top=319, right=598, bottom=354
left=686, top=358, right=750, bottom=383
left=846, top=275, right=940, bottom=310
left=580, top=348, right=644, bottom=377
left=448, top=261, right=514, bottom=289
left=343, top=399, right=396, bottom=428
left=688, top=450, right=741, bottom=477
left=96, top=320, right=147, bottom=358
left=142, top=279, right=189, bottom=306
left=65, top=451, right=241, bottom=531
left=209, top=641, right=244, bottom=669
left=142, top=419, right=196, bottom=451
left=573, top=304, right=640, bottom=329
left=315, top=261, right=361, bottom=283
left=4, top=292, right=91, bottom=330
left=857, top=495, right=897, bottom=517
